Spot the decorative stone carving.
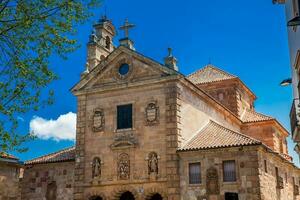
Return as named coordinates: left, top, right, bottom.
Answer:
left=111, top=130, right=138, bottom=150
left=145, top=101, right=159, bottom=126
left=92, top=108, right=104, bottom=132
left=148, top=152, right=158, bottom=174
left=92, top=157, right=101, bottom=178
left=118, top=153, right=130, bottom=180
left=206, top=167, right=219, bottom=195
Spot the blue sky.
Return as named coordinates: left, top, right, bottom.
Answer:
left=13, top=0, right=299, bottom=165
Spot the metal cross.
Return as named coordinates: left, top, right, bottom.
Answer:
left=119, top=19, right=135, bottom=38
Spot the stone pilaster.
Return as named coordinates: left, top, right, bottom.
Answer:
left=165, top=83, right=181, bottom=200
left=74, top=95, right=87, bottom=200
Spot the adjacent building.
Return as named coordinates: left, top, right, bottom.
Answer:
left=20, top=16, right=300, bottom=200
left=273, top=0, right=300, bottom=157
left=0, top=152, right=22, bottom=200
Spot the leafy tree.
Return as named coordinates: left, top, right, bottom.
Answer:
left=0, top=0, right=99, bottom=152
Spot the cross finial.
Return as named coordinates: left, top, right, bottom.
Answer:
left=119, top=19, right=135, bottom=38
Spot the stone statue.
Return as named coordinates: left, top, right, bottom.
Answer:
left=148, top=152, right=158, bottom=174
left=92, top=157, right=101, bottom=178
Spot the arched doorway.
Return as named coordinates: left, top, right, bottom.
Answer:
left=89, top=196, right=103, bottom=200
left=119, top=191, right=135, bottom=200
left=147, top=193, right=163, bottom=200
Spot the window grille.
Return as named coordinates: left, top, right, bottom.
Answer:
left=189, top=162, right=201, bottom=184
left=223, top=160, right=236, bottom=182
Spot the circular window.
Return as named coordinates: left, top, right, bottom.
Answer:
left=118, top=64, right=129, bottom=76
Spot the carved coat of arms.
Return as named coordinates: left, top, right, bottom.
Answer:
left=145, top=102, right=159, bottom=125
left=92, top=108, right=104, bottom=132
left=206, top=167, right=220, bottom=195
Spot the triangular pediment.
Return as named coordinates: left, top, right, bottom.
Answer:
left=71, top=46, right=179, bottom=94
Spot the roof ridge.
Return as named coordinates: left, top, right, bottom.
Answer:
left=241, top=109, right=274, bottom=123
left=187, top=64, right=237, bottom=78
left=249, top=109, right=273, bottom=119
left=179, top=120, right=261, bottom=151
left=26, top=146, right=75, bottom=163
left=209, top=120, right=261, bottom=144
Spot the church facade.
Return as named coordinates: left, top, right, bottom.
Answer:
left=20, top=17, right=300, bottom=200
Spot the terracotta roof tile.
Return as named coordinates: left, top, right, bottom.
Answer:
left=25, top=146, right=75, bottom=165
left=241, top=109, right=273, bottom=123
left=187, top=64, right=237, bottom=84
left=0, top=152, right=18, bottom=160
left=179, top=121, right=261, bottom=151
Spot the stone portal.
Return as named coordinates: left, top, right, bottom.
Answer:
left=89, top=196, right=103, bottom=200
left=119, top=191, right=135, bottom=200
left=147, top=193, right=163, bottom=200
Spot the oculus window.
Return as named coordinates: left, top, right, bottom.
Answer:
left=118, top=63, right=130, bottom=76
left=117, top=104, right=132, bottom=129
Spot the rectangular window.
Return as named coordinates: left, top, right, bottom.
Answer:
left=223, top=160, right=236, bottom=182
left=276, top=167, right=284, bottom=189
left=189, top=162, right=201, bottom=184
left=117, top=104, right=133, bottom=129
left=264, top=160, right=268, bottom=173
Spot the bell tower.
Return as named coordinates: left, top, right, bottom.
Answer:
left=86, top=16, right=116, bottom=72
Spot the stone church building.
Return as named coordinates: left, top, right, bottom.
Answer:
left=19, top=17, right=300, bottom=200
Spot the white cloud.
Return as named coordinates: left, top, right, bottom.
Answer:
left=30, top=112, right=76, bottom=141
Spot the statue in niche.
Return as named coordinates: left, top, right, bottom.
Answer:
left=206, top=167, right=219, bottom=195
left=118, top=153, right=130, bottom=180
left=145, top=101, right=159, bottom=125
left=92, top=157, right=101, bottom=178
left=92, top=108, right=104, bottom=132
left=148, top=152, right=158, bottom=174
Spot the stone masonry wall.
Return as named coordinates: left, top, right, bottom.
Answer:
left=81, top=81, right=172, bottom=199
left=197, top=81, right=239, bottom=116
left=0, top=162, right=21, bottom=200
left=178, top=146, right=261, bottom=200
left=241, top=122, right=288, bottom=155
left=179, top=82, right=241, bottom=147
left=21, top=161, right=74, bottom=200
left=257, top=147, right=300, bottom=200
left=74, top=94, right=87, bottom=200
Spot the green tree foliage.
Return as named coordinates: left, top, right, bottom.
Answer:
left=0, top=0, right=99, bottom=152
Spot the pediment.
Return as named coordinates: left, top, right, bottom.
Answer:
left=71, top=46, right=179, bottom=93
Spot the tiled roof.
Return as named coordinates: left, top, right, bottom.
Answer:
left=187, top=64, right=237, bottom=84
left=241, top=109, right=273, bottom=123
left=179, top=121, right=261, bottom=151
left=0, top=152, right=18, bottom=160
left=25, top=147, right=75, bottom=165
